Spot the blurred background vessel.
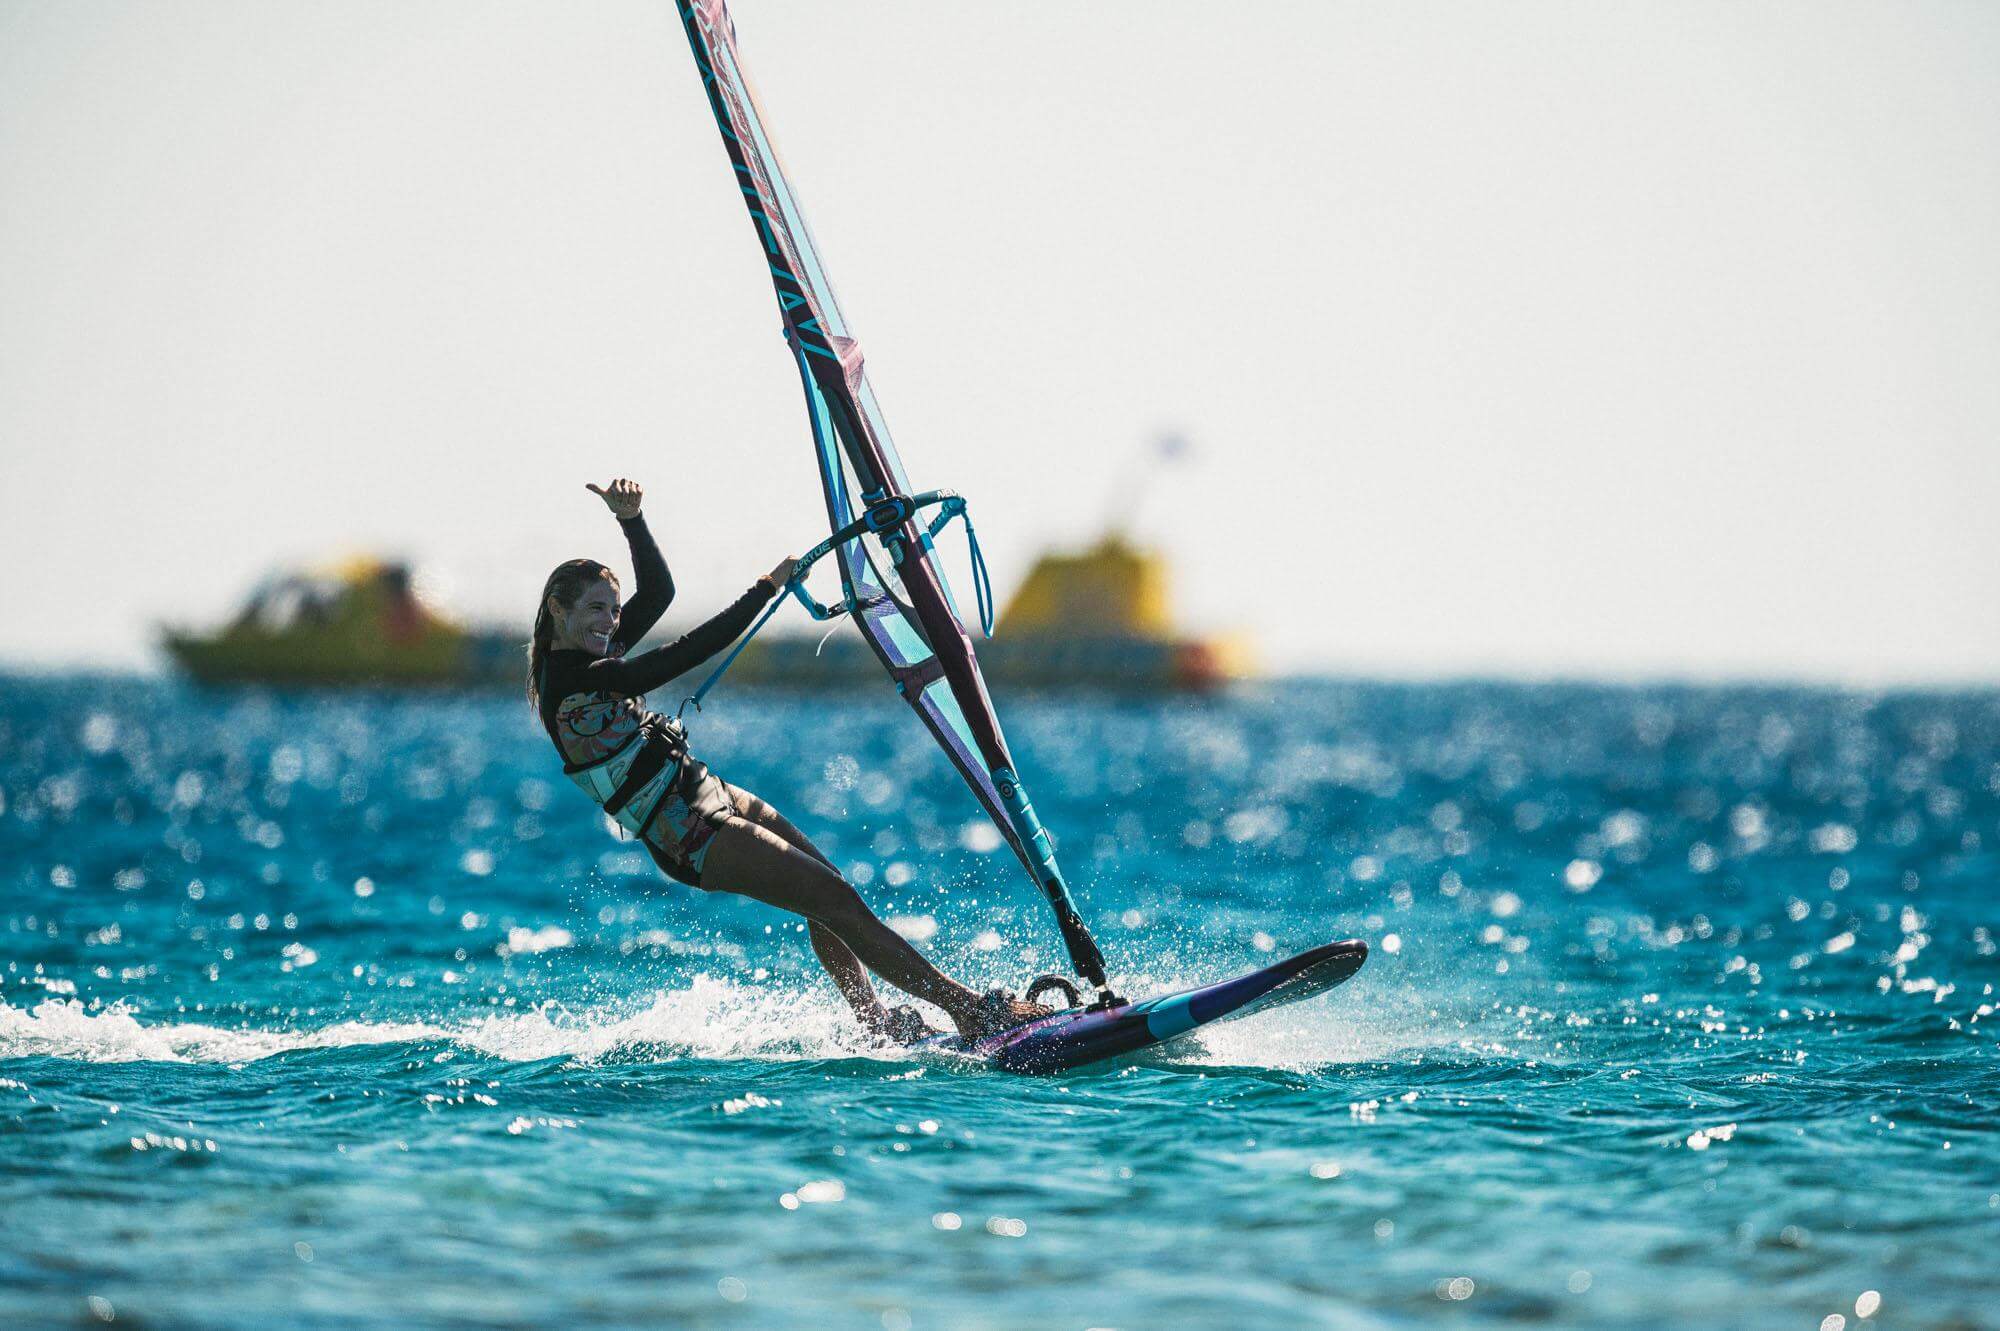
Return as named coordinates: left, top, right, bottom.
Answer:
left=729, top=532, right=1249, bottom=693
left=159, top=535, right=1249, bottom=693
left=161, top=557, right=520, bottom=689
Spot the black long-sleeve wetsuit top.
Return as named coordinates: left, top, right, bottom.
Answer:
left=535, top=514, right=775, bottom=771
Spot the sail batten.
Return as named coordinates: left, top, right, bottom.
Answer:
left=675, top=0, right=1110, bottom=994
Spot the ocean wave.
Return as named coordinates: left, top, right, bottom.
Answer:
left=0, top=965, right=1429, bottom=1074
left=0, top=978, right=887, bottom=1067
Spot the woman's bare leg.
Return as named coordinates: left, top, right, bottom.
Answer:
left=705, top=787, right=1054, bottom=1040
left=724, top=785, right=835, bottom=867
left=721, top=786, right=886, bottom=1022
left=700, top=815, right=989, bottom=1028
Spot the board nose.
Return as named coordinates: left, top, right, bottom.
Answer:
left=1321, top=938, right=1369, bottom=976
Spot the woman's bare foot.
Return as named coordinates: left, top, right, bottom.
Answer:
left=861, top=1003, right=940, bottom=1045
left=951, top=989, right=1056, bottom=1043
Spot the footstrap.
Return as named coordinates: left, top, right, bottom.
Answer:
left=1024, top=974, right=1081, bottom=1010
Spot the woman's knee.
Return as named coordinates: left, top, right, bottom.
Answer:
left=792, top=870, right=876, bottom=936
left=790, top=863, right=865, bottom=921
left=710, top=820, right=862, bottom=916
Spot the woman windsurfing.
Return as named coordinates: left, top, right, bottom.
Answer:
left=530, top=478, right=1052, bottom=1045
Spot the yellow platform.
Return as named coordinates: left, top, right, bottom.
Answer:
left=728, top=534, right=1251, bottom=693
left=162, top=559, right=511, bottom=688
left=162, top=535, right=1251, bottom=694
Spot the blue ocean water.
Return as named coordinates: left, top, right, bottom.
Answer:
left=1, top=674, right=1994, bottom=1329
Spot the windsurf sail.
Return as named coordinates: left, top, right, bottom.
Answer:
left=674, top=0, right=1115, bottom=1003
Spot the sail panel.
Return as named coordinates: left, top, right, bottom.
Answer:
left=677, top=0, right=1108, bottom=988
left=792, top=350, right=1034, bottom=866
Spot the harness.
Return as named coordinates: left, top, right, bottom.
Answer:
left=563, top=715, right=690, bottom=839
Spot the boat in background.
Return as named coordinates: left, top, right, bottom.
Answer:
left=161, top=534, right=1248, bottom=693
left=728, top=531, right=1251, bottom=693
left=161, top=558, right=518, bottom=688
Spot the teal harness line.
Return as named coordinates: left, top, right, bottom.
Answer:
left=677, top=586, right=792, bottom=718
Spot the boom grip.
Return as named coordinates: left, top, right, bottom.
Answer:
left=788, top=489, right=962, bottom=620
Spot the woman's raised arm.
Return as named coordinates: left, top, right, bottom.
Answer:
left=587, top=479, right=675, bottom=649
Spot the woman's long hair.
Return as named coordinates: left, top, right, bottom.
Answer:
left=527, top=559, right=618, bottom=709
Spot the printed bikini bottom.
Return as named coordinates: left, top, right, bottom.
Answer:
left=642, top=758, right=736, bottom=887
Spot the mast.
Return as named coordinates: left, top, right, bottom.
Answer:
left=674, top=0, right=1113, bottom=1000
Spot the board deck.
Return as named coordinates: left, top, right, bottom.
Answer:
left=925, top=939, right=1368, bottom=1074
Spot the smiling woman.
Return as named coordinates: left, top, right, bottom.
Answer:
left=526, top=478, right=1052, bottom=1047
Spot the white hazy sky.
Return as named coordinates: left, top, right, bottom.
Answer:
left=3, top=0, right=1996, bottom=682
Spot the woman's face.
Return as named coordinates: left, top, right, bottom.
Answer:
left=552, top=580, right=621, bottom=656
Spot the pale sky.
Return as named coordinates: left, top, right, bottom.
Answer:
left=3, top=0, right=1996, bottom=682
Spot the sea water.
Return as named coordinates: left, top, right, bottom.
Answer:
left=1, top=675, right=1994, bottom=1329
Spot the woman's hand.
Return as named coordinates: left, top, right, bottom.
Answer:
left=764, top=555, right=800, bottom=588
left=586, top=479, right=643, bottom=520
